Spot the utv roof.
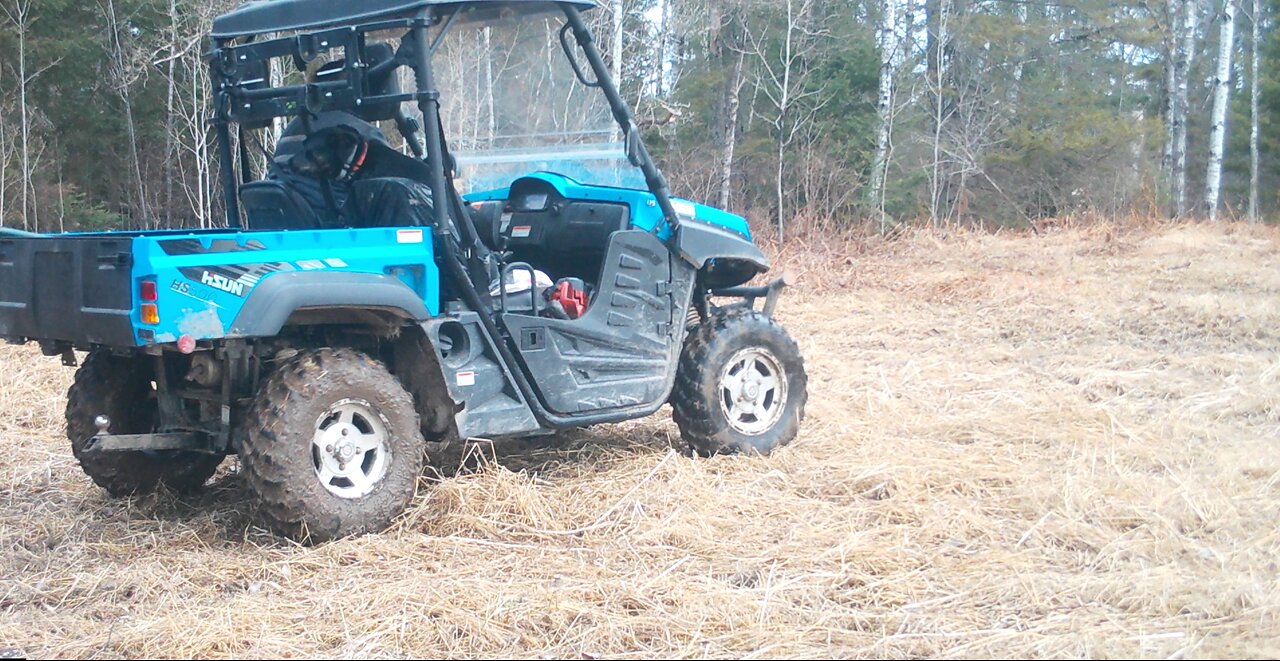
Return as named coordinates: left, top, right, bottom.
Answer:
left=212, top=0, right=597, bottom=39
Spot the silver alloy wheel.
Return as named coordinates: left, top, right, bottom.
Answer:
left=310, top=399, right=392, bottom=499
left=719, top=347, right=788, bottom=436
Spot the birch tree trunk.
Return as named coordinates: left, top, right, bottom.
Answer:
left=1205, top=0, right=1236, bottom=222
left=484, top=27, right=495, bottom=141
left=1, top=0, right=35, bottom=230
left=869, top=0, right=898, bottom=228
left=775, top=0, right=798, bottom=242
left=1013, top=0, right=1027, bottom=85
left=1172, top=0, right=1199, bottom=217
left=1249, top=0, right=1261, bottom=223
left=1163, top=0, right=1179, bottom=179
left=655, top=0, right=669, bottom=97
left=610, top=0, right=624, bottom=142
left=18, top=1, right=30, bottom=231
left=163, top=0, right=178, bottom=225
left=0, top=68, right=8, bottom=227
left=718, top=47, right=745, bottom=211
left=928, top=0, right=949, bottom=228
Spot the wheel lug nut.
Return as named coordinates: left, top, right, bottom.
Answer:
left=341, top=428, right=349, bottom=436
left=326, top=445, right=335, bottom=453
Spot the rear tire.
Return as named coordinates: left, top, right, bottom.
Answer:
left=241, top=348, right=426, bottom=543
left=66, top=351, right=222, bottom=496
left=672, top=310, right=807, bottom=457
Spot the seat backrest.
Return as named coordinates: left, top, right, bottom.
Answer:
left=240, top=180, right=322, bottom=231
left=495, top=177, right=630, bottom=282
left=346, top=177, right=434, bottom=229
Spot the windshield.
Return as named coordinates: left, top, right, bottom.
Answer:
left=432, top=16, right=646, bottom=193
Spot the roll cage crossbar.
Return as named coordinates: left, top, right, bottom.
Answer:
left=206, top=3, right=683, bottom=239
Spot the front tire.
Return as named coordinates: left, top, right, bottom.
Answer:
left=241, top=349, right=426, bottom=543
left=66, top=351, right=222, bottom=496
left=672, top=310, right=808, bottom=456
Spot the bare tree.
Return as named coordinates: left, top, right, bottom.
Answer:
left=484, top=26, right=496, bottom=141
left=654, top=0, right=670, bottom=97
left=869, top=0, right=899, bottom=228
left=746, top=0, right=826, bottom=241
left=0, top=67, right=10, bottom=226
left=610, top=0, right=623, bottom=142
left=1249, top=0, right=1261, bottom=223
left=714, top=7, right=748, bottom=211
left=1162, top=0, right=1179, bottom=178
left=1172, top=0, right=1199, bottom=217
left=718, top=47, right=746, bottom=211
left=102, top=0, right=151, bottom=228
left=161, top=0, right=179, bottom=224
left=1205, top=0, right=1236, bottom=222
left=2, top=0, right=34, bottom=230
left=927, top=0, right=950, bottom=227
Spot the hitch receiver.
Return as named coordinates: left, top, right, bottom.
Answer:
left=82, top=432, right=218, bottom=455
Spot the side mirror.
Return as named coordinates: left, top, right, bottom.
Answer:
left=625, top=125, right=643, bottom=168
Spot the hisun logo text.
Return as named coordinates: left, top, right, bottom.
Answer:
left=201, top=271, right=246, bottom=296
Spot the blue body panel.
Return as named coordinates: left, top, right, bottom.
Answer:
left=465, top=172, right=753, bottom=240
left=128, top=227, right=437, bottom=345
left=86, top=172, right=750, bottom=348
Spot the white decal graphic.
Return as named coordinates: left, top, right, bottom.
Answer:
left=201, top=271, right=246, bottom=297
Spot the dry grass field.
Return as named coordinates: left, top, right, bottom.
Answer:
left=1, top=223, right=1278, bottom=658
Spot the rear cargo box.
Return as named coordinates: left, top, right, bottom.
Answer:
left=0, top=235, right=137, bottom=347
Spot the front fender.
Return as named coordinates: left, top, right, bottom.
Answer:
left=675, top=221, right=770, bottom=288
left=229, top=271, right=431, bottom=337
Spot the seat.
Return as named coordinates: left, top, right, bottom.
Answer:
left=346, top=177, right=434, bottom=229
left=486, top=178, right=632, bottom=284
left=240, top=180, right=322, bottom=231
left=490, top=264, right=552, bottom=316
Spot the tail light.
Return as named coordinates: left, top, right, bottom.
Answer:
left=139, top=279, right=158, bottom=302
left=139, top=279, right=159, bottom=325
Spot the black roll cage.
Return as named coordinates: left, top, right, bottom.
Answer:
left=206, top=4, right=684, bottom=244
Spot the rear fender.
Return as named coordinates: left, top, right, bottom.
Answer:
left=229, top=271, right=431, bottom=337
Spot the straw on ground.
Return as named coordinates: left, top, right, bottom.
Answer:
left=1, top=222, right=1277, bottom=658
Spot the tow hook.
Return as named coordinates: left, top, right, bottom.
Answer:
left=82, top=413, right=216, bottom=455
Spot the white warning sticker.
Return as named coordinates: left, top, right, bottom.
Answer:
left=323, top=258, right=348, bottom=268
left=397, top=229, right=425, bottom=244
left=511, top=226, right=532, bottom=239
left=457, top=371, right=476, bottom=387
left=672, top=199, right=698, bottom=219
